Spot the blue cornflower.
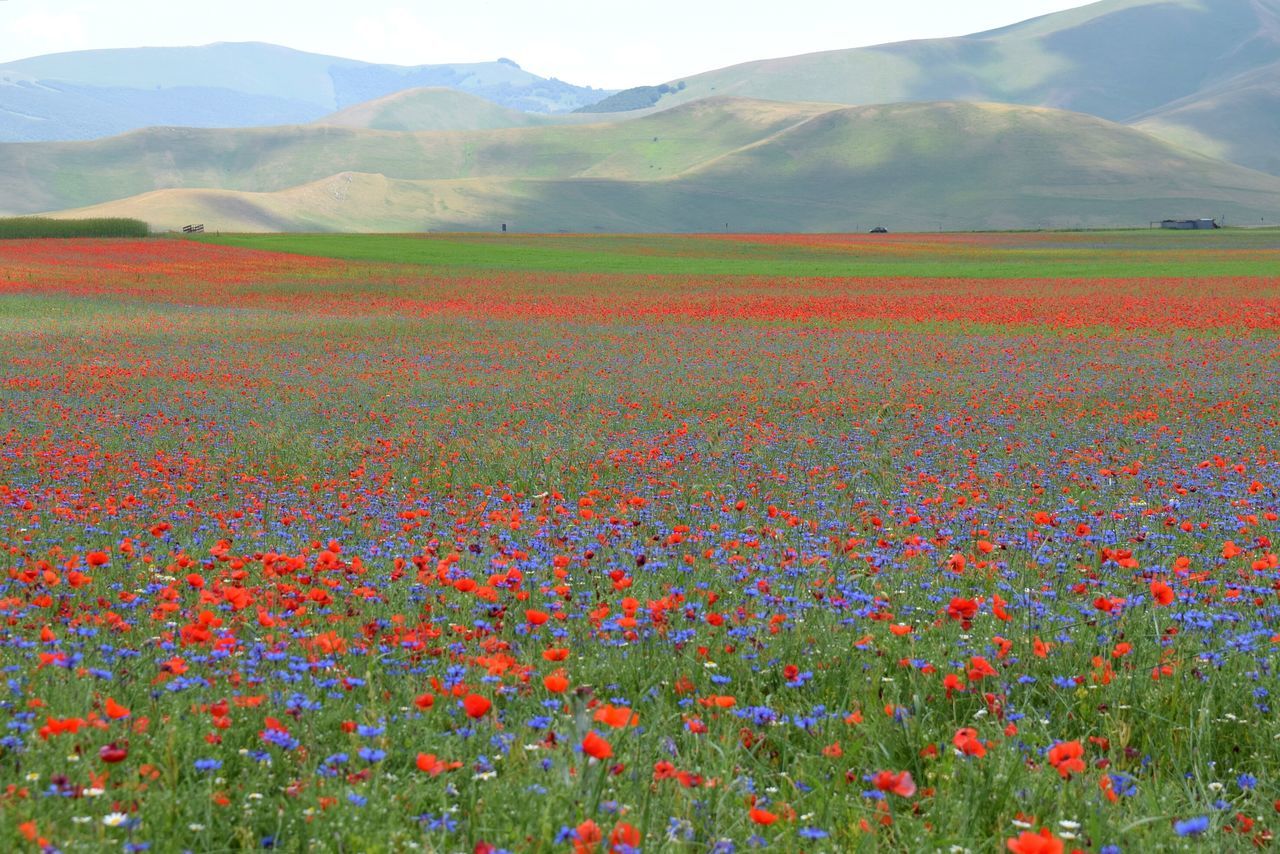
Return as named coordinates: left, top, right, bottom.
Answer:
left=1174, top=816, right=1209, bottom=836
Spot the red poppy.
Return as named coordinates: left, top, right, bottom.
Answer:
left=1150, top=580, right=1175, bottom=606
left=582, top=731, right=613, bottom=760
left=1047, top=740, right=1085, bottom=779
left=1007, top=827, right=1064, bottom=854
left=593, top=704, right=639, bottom=729
left=872, top=770, right=917, bottom=797
left=953, top=727, right=986, bottom=757
left=462, top=694, right=491, bottom=719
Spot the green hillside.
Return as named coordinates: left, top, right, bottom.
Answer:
left=623, top=0, right=1279, bottom=121
left=318, top=88, right=546, bottom=132
left=0, top=98, right=836, bottom=216
left=315, top=88, right=625, bottom=132
left=1134, top=62, right=1280, bottom=176
left=41, top=101, right=1280, bottom=233
left=589, top=0, right=1280, bottom=173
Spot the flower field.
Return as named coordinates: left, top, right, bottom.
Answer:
left=2, top=231, right=1280, bottom=852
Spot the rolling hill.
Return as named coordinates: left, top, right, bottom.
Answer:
left=313, top=88, right=626, bottom=132
left=1133, top=61, right=1280, bottom=176
left=0, top=98, right=838, bottom=216
left=34, top=99, right=1280, bottom=233
left=584, top=0, right=1280, bottom=173
left=0, top=43, right=611, bottom=142
left=318, top=88, right=547, bottom=132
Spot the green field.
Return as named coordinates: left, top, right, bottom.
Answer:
left=204, top=229, right=1280, bottom=279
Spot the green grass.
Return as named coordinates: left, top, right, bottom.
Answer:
left=203, top=229, right=1280, bottom=279
left=0, top=216, right=149, bottom=239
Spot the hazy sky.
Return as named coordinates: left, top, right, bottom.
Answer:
left=2, top=0, right=1088, bottom=88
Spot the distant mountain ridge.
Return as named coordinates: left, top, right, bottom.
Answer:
left=0, top=43, right=611, bottom=142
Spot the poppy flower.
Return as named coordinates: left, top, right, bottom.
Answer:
left=593, top=704, right=638, bottom=728
left=582, top=731, right=613, bottom=760
left=1007, top=827, right=1064, bottom=854
left=104, top=697, right=131, bottom=719
left=1047, top=740, right=1085, bottom=779
left=872, top=770, right=917, bottom=797
left=749, top=807, right=778, bottom=825
left=415, top=753, right=460, bottom=776
left=99, top=743, right=128, bottom=763
left=609, top=821, right=641, bottom=851
left=1150, top=580, right=1175, bottom=606
left=953, top=727, right=986, bottom=757
left=574, top=820, right=603, bottom=854
left=462, top=694, right=492, bottom=719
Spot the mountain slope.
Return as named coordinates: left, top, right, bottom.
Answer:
left=584, top=0, right=1280, bottom=173
left=0, top=98, right=837, bottom=216
left=318, top=88, right=545, bottom=131
left=42, top=100, right=1280, bottom=233
left=0, top=43, right=610, bottom=142
left=614, top=0, right=1280, bottom=121
left=1133, top=61, right=1280, bottom=176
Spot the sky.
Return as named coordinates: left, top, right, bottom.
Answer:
left=2, top=0, right=1088, bottom=89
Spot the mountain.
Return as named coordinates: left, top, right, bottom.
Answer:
left=318, top=88, right=541, bottom=132
left=583, top=0, right=1280, bottom=173
left=25, top=99, right=1280, bottom=233
left=0, top=98, right=836, bottom=216
left=0, top=43, right=611, bottom=142
left=0, top=68, right=323, bottom=142
left=314, top=88, right=616, bottom=132
left=1133, top=61, right=1280, bottom=176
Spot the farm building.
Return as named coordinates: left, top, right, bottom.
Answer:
left=1160, top=218, right=1220, bottom=230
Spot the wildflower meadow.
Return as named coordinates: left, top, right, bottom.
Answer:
left=1, top=230, right=1279, bottom=852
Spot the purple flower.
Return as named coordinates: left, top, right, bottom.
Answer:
left=1174, top=816, right=1209, bottom=836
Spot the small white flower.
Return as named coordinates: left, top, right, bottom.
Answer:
left=84, top=787, right=104, bottom=798
left=188, top=824, right=206, bottom=832
left=103, top=812, right=129, bottom=828
left=1012, top=819, right=1033, bottom=829
left=24, top=772, right=39, bottom=782
left=66, top=754, right=80, bottom=762
left=72, top=817, right=92, bottom=825
left=1059, top=820, right=1081, bottom=830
